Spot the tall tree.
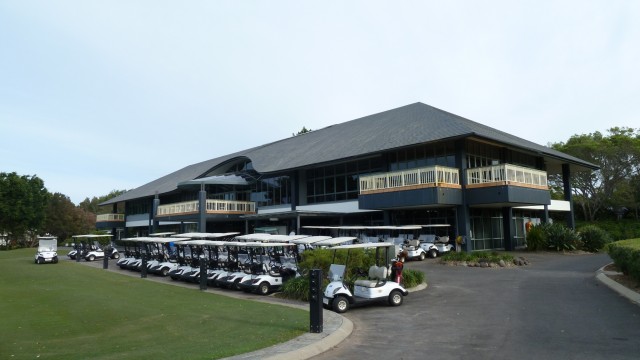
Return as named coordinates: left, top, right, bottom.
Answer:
left=44, top=193, right=95, bottom=241
left=551, top=127, right=640, bottom=221
left=0, top=172, right=50, bottom=245
left=79, top=189, right=127, bottom=214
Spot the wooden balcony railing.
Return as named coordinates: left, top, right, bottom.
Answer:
left=466, top=164, right=548, bottom=189
left=359, top=166, right=461, bottom=194
left=96, top=213, right=125, bottom=222
left=156, top=199, right=256, bottom=217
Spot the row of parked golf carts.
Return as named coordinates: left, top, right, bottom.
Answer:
left=112, top=232, right=410, bottom=313
left=67, top=234, right=120, bottom=262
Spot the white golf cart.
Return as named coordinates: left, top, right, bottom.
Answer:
left=418, top=224, right=453, bottom=258
left=323, top=242, right=409, bottom=313
left=237, top=242, right=300, bottom=295
left=71, top=234, right=118, bottom=261
left=34, top=236, right=58, bottom=264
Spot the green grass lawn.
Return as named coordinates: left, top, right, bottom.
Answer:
left=0, top=249, right=307, bottom=360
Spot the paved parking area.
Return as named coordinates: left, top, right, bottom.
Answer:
left=311, top=252, right=640, bottom=360
left=70, top=251, right=640, bottom=359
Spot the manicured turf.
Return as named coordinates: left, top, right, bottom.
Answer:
left=0, top=249, right=307, bottom=359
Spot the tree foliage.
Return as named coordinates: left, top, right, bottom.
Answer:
left=0, top=172, right=50, bottom=246
left=78, top=189, right=127, bottom=214
left=44, top=193, right=95, bottom=241
left=292, top=126, right=312, bottom=136
left=551, top=127, right=640, bottom=221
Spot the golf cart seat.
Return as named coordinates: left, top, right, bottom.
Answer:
left=354, top=265, right=388, bottom=288
left=404, top=239, right=420, bottom=250
left=436, top=236, right=449, bottom=244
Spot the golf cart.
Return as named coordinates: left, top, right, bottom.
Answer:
left=34, top=236, right=58, bottom=264
left=237, top=242, right=300, bottom=295
left=147, top=237, right=190, bottom=276
left=214, top=241, right=253, bottom=289
left=323, top=242, right=408, bottom=313
left=418, top=224, right=453, bottom=258
left=71, top=234, right=118, bottom=261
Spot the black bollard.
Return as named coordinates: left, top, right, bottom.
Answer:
left=103, top=245, right=109, bottom=269
left=141, top=253, right=147, bottom=278
left=199, top=255, right=207, bottom=291
left=309, top=269, right=323, bottom=333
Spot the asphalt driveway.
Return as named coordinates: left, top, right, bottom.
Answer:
left=312, top=252, right=640, bottom=360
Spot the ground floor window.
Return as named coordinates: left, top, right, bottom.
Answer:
left=470, top=209, right=504, bottom=251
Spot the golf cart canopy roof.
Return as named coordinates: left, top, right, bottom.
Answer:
left=312, top=237, right=357, bottom=247
left=149, top=232, right=177, bottom=237
left=243, top=242, right=294, bottom=248
left=421, top=224, right=451, bottom=228
left=302, top=225, right=423, bottom=231
left=179, top=239, right=227, bottom=246
left=331, top=242, right=395, bottom=250
left=148, top=237, right=190, bottom=244
left=37, top=236, right=57, bottom=240
left=72, top=234, right=113, bottom=239
left=173, top=232, right=240, bottom=239
left=234, top=233, right=277, bottom=242
left=290, top=236, right=333, bottom=245
left=267, top=234, right=311, bottom=242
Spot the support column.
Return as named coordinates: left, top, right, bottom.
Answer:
left=198, top=187, right=207, bottom=233
left=543, top=204, right=550, bottom=224
left=502, top=207, right=514, bottom=251
left=152, top=194, right=160, bottom=234
left=562, top=164, right=575, bottom=230
left=455, top=139, right=471, bottom=252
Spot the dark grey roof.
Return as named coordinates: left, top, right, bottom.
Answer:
left=101, top=102, right=597, bottom=206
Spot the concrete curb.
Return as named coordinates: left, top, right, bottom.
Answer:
left=596, top=264, right=640, bottom=306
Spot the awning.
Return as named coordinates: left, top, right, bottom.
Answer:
left=177, top=174, right=249, bottom=188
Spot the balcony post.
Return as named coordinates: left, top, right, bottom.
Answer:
left=562, top=164, right=575, bottom=230
left=455, top=139, right=471, bottom=252
left=198, top=187, right=207, bottom=232
left=502, top=207, right=515, bottom=251
left=152, top=194, right=160, bottom=233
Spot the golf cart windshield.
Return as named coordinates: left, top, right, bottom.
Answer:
left=38, top=239, right=57, bottom=252
left=329, top=264, right=346, bottom=281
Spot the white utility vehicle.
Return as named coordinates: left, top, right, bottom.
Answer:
left=323, top=242, right=408, bottom=313
left=418, top=224, right=453, bottom=258
left=237, top=242, right=299, bottom=295
left=35, top=236, right=58, bottom=264
left=71, top=234, right=117, bottom=261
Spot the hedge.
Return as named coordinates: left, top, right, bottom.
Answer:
left=606, top=239, right=640, bottom=285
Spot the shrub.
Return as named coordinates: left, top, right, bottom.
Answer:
left=526, top=225, right=547, bottom=251
left=543, top=222, right=582, bottom=251
left=578, top=225, right=612, bottom=252
left=281, top=276, right=313, bottom=302
left=402, top=269, right=425, bottom=288
left=440, top=251, right=513, bottom=264
left=606, top=239, right=640, bottom=285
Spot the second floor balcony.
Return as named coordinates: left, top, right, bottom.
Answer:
left=156, top=199, right=256, bottom=217
left=359, top=165, right=461, bottom=195
left=466, top=164, right=548, bottom=189
left=96, top=213, right=125, bottom=222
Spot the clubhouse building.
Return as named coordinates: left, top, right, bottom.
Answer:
left=98, top=103, right=597, bottom=251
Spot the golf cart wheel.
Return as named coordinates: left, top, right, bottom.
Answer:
left=388, top=290, right=403, bottom=306
left=160, top=268, right=169, bottom=277
left=112, top=253, right=120, bottom=259
left=88, top=255, right=96, bottom=261
left=234, top=279, right=242, bottom=291
left=258, top=282, right=270, bottom=295
left=332, top=295, right=350, bottom=313
left=419, top=252, right=426, bottom=261
left=428, top=249, right=437, bottom=258
left=53, top=257, right=58, bottom=264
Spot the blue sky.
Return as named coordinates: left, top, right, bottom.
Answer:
left=1, top=1, right=638, bottom=204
